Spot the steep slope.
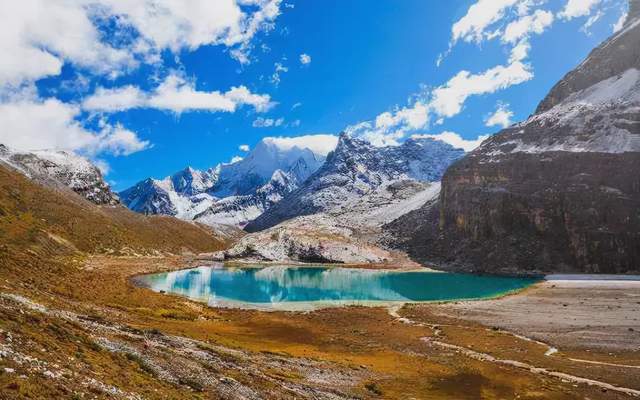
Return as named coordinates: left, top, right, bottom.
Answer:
left=387, top=4, right=640, bottom=274
left=0, top=144, right=119, bottom=205
left=246, top=133, right=464, bottom=232
left=120, top=135, right=336, bottom=226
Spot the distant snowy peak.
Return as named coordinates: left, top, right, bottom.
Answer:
left=120, top=134, right=338, bottom=226
left=0, top=144, right=119, bottom=205
left=194, top=168, right=300, bottom=227
left=209, top=136, right=330, bottom=197
left=170, top=166, right=217, bottom=196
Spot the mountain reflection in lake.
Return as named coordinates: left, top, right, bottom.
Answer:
left=139, top=265, right=538, bottom=309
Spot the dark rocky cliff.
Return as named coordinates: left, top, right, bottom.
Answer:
left=386, top=1, right=640, bottom=274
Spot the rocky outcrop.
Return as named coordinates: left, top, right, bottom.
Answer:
left=0, top=145, right=119, bottom=205
left=387, top=3, right=640, bottom=274
left=214, top=215, right=396, bottom=264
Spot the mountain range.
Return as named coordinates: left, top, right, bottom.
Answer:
left=120, top=133, right=464, bottom=229
left=119, top=135, right=336, bottom=226
left=245, top=133, right=464, bottom=231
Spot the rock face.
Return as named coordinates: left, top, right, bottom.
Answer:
left=387, top=5, right=640, bottom=274
left=246, top=133, right=464, bottom=232
left=120, top=135, right=336, bottom=226
left=0, top=145, right=119, bottom=205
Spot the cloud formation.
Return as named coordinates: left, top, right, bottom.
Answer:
left=485, top=103, right=514, bottom=128
left=451, top=0, right=521, bottom=44
left=0, top=0, right=283, bottom=166
left=83, top=75, right=273, bottom=114
left=0, top=97, right=149, bottom=155
left=0, top=0, right=282, bottom=88
left=252, top=117, right=284, bottom=128
left=559, top=0, right=602, bottom=20
left=299, top=53, right=312, bottom=65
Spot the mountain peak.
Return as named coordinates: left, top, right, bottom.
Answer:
left=0, top=146, right=119, bottom=205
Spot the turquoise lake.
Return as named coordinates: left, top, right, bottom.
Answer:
left=138, top=265, right=539, bottom=309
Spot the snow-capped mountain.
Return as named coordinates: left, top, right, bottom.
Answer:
left=193, top=169, right=301, bottom=226
left=119, top=167, right=218, bottom=219
left=388, top=3, right=640, bottom=274
left=120, top=135, right=337, bottom=226
left=245, top=133, right=465, bottom=231
left=0, top=144, right=119, bottom=205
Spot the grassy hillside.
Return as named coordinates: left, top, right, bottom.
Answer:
left=0, top=164, right=225, bottom=259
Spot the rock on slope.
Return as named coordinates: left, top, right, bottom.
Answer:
left=245, top=133, right=464, bottom=232
left=387, top=3, right=640, bottom=274
left=0, top=144, right=119, bottom=205
left=120, top=135, right=336, bottom=226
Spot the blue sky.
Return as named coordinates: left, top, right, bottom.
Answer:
left=0, top=0, right=628, bottom=190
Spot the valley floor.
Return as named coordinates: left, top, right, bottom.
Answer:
left=1, top=256, right=639, bottom=399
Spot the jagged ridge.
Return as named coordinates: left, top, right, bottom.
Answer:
left=246, top=133, right=465, bottom=232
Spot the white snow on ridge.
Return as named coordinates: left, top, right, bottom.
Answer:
left=502, top=68, right=640, bottom=155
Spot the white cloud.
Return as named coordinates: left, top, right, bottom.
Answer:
left=252, top=117, right=284, bottom=128
left=82, top=85, right=146, bottom=112
left=451, top=0, right=520, bottom=44
left=503, top=10, right=554, bottom=44
left=0, top=0, right=282, bottom=88
left=613, top=11, right=628, bottom=32
left=346, top=58, right=532, bottom=147
left=485, top=103, right=514, bottom=128
left=375, top=102, right=430, bottom=131
left=83, top=74, right=273, bottom=114
left=291, top=102, right=302, bottom=109
left=581, top=10, right=604, bottom=34
left=412, top=131, right=489, bottom=152
left=299, top=53, right=312, bottom=65
left=229, top=155, right=244, bottom=164
left=239, top=144, right=250, bottom=152
left=345, top=101, right=431, bottom=147
left=270, top=62, right=288, bottom=86
left=430, top=61, right=533, bottom=118
left=559, top=0, right=601, bottom=20
left=0, top=97, right=149, bottom=155
left=0, top=0, right=135, bottom=88
left=509, top=41, right=532, bottom=63
left=262, top=134, right=338, bottom=156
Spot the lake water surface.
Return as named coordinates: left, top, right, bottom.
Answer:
left=138, top=265, right=538, bottom=310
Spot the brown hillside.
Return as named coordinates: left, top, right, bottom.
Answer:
left=0, top=164, right=225, bottom=260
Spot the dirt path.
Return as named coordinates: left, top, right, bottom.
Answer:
left=387, top=303, right=640, bottom=397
